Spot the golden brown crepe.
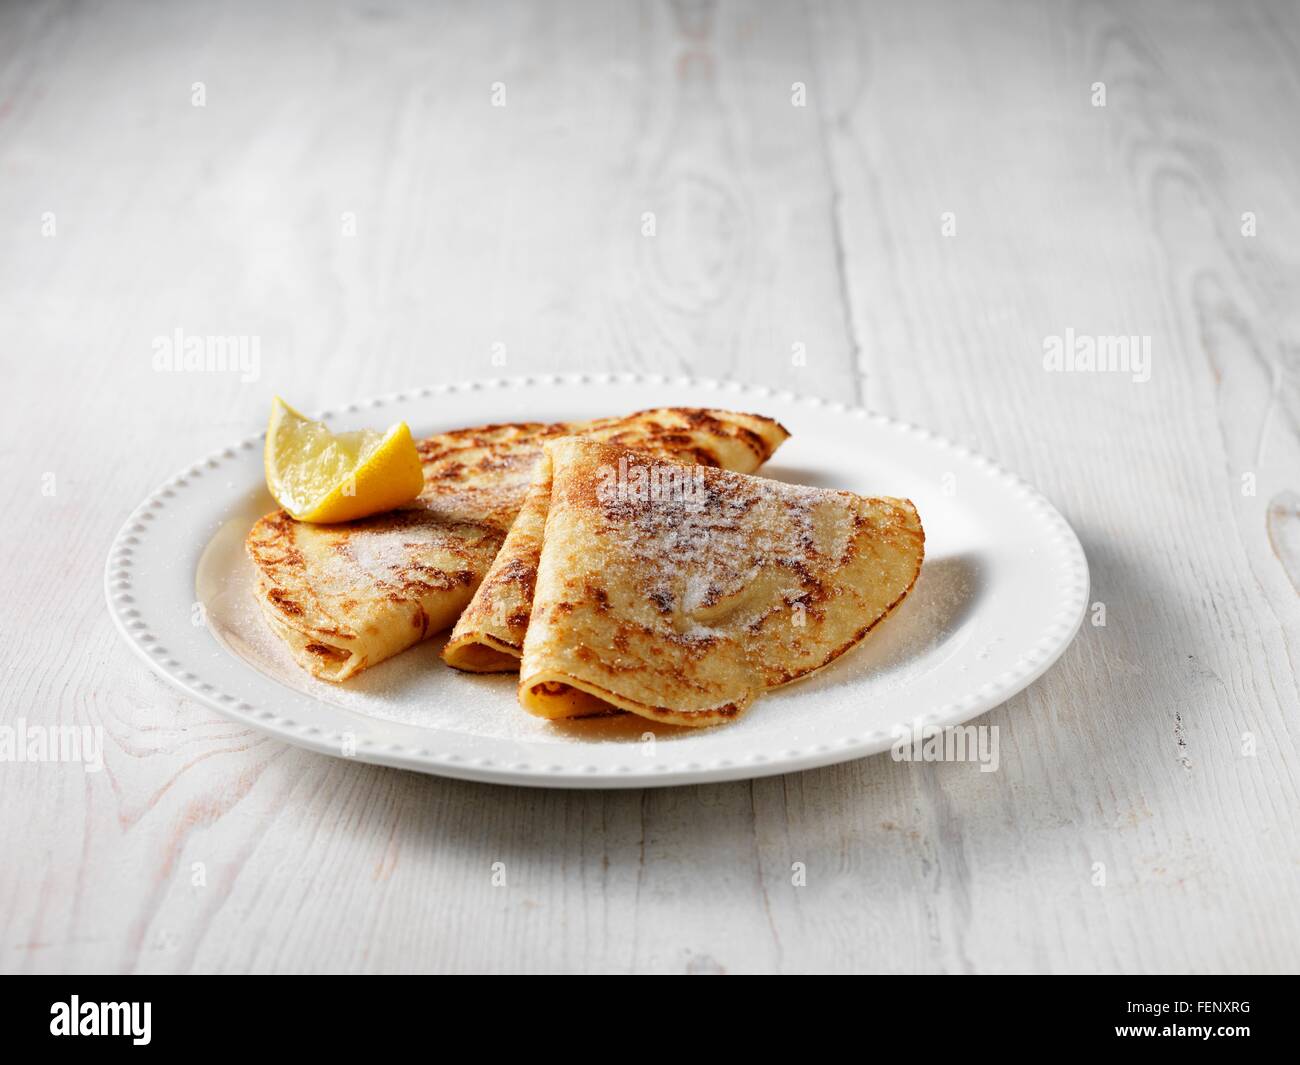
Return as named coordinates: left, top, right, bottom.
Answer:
left=442, top=408, right=789, bottom=671
left=517, top=439, right=925, bottom=727
left=247, top=410, right=787, bottom=682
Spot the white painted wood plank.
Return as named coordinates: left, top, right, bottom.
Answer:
left=812, top=0, right=1300, bottom=974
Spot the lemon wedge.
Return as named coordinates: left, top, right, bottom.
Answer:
left=264, top=397, right=424, bottom=523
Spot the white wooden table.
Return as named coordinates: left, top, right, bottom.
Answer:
left=2, top=0, right=1297, bottom=974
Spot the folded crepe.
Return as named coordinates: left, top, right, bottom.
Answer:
left=442, top=409, right=789, bottom=671
left=518, top=439, right=925, bottom=727
left=247, top=409, right=787, bottom=681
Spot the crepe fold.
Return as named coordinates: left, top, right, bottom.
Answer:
left=441, top=408, right=789, bottom=671
left=517, top=439, right=925, bottom=727
left=247, top=409, right=787, bottom=682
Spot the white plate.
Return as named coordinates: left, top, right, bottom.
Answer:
left=105, top=375, right=1088, bottom=788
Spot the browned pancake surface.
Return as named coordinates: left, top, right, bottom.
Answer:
left=518, top=439, right=924, bottom=726
left=248, top=408, right=788, bottom=681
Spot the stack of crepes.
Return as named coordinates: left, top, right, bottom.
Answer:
left=246, top=407, right=924, bottom=727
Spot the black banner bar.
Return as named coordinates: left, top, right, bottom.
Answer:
left=1, top=978, right=1285, bottom=1051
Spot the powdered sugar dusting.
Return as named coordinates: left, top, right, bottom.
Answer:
left=593, top=467, right=855, bottom=639
left=204, top=512, right=672, bottom=742
left=340, top=522, right=439, bottom=587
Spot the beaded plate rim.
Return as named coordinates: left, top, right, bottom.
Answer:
left=104, top=373, right=1089, bottom=788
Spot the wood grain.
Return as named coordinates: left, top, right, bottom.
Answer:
left=0, top=0, right=1296, bottom=973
